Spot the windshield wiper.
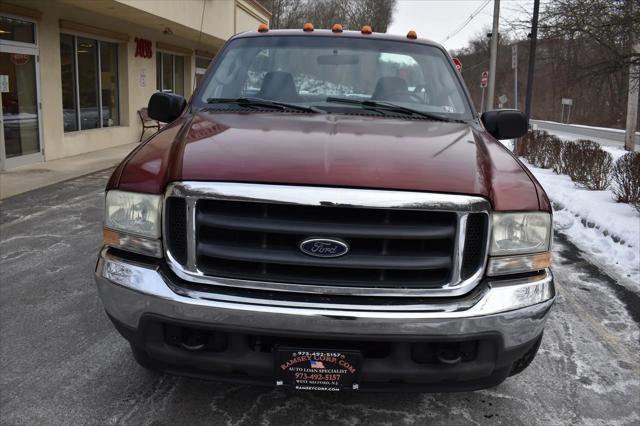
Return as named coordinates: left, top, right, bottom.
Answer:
left=206, top=97, right=323, bottom=113
left=325, top=97, right=463, bottom=123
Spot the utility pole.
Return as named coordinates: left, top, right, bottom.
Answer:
left=524, top=0, right=540, bottom=120
left=625, top=43, right=639, bottom=152
left=512, top=44, right=518, bottom=109
left=487, top=0, right=500, bottom=110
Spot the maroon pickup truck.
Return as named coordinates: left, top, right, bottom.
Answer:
left=96, top=27, right=555, bottom=392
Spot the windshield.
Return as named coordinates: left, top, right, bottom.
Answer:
left=196, top=35, right=473, bottom=120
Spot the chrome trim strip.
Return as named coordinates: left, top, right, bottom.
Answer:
left=164, top=182, right=491, bottom=297
left=166, top=182, right=491, bottom=212
left=98, top=248, right=554, bottom=318
left=167, top=264, right=487, bottom=297
left=167, top=281, right=487, bottom=312
left=450, top=212, right=467, bottom=284
left=185, top=197, right=198, bottom=271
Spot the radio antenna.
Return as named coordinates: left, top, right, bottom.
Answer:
left=194, top=0, right=206, bottom=91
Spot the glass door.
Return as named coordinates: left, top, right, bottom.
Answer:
left=0, top=15, right=42, bottom=170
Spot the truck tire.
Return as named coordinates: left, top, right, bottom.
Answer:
left=509, top=334, right=543, bottom=377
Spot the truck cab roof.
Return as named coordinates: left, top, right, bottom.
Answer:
left=231, top=28, right=443, bottom=49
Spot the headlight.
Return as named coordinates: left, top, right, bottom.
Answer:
left=487, top=212, right=551, bottom=276
left=105, top=190, right=162, bottom=238
left=490, top=212, right=551, bottom=256
left=104, top=190, right=162, bottom=257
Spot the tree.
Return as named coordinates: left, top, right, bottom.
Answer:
left=502, top=0, right=639, bottom=128
left=452, top=0, right=639, bottom=129
left=537, top=0, right=639, bottom=83
left=261, top=0, right=397, bottom=33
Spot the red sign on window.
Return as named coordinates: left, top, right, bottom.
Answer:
left=10, top=53, right=30, bottom=66
left=134, top=38, right=152, bottom=58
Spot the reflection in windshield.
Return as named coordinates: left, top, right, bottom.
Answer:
left=197, top=36, right=472, bottom=120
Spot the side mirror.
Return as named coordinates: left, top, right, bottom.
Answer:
left=481, top=109, right=528, bottom=140
left=148, top=92, right=186, bottom=123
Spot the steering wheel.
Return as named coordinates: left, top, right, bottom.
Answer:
left=383, top=91, right=425, bottom=103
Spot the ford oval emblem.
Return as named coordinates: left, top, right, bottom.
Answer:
left=299, top=238, right=349, bottom=258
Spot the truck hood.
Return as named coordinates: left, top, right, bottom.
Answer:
left=114, top=112, right=547, bottom=211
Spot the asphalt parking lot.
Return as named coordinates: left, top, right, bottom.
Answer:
left=1, top=170, right=639, bottom=425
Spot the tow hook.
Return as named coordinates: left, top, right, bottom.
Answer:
left=437, top=343, right=463, bottom=364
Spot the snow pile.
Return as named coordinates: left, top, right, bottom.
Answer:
left=499, top=138, right=640, bottom=284
left=600, top=145, right=629, bottom=161
left=525, top=161, right=640, bottom=283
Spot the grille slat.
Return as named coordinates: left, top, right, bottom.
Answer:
left=196, top=211, right=455, bottom=240
left=197, top=243, right=452, bottom=270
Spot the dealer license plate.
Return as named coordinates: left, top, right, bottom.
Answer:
left=275, top=348, right=362, bottom=392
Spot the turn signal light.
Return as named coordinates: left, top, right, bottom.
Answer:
left=103, top=228, right=120, bottom=247
left=103, top=227, right=163, bottom=258
left=487, top=251, right=551, bottom=276
left=257, top=23, right=268, bottom=32
left=303, top=22, right=314, bottom=32
left=361, top=25, right=372, bottom=34
left=332, top=23, right=343, bottom=33
left=407, top=30, right=417, bottom=39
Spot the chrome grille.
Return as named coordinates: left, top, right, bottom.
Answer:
left=196, top=199, right=456, bottom=288
left=164, top=182, right=490, bottom=297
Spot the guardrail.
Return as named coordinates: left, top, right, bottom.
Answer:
left=530, top=120, right=640, bottom=146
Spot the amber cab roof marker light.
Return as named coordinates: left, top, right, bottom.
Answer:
left=361, top=25, right=372, bottom=34
left=257, top=23, right=268, bottom=33
left=407, top=30, right=417, bottom=39
left=332, top=23, right=343, bottom=33
left=303, top=22, right=314, bottom=32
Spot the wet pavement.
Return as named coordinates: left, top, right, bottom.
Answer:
left=1, top=170, right=638, bottom=425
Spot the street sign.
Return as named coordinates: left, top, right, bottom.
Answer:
left=480, top=71, right=489, bottom=88
left=561, top=98, right=574, bottom=123
left=452, top=57, right=462, bottom=72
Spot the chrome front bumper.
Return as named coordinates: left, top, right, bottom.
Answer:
left=95, top=248, right=555, bottom=349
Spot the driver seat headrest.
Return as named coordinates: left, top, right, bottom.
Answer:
left=371, top=77, right=409, bottom=100
left=256, top=71, right=301, bottom=102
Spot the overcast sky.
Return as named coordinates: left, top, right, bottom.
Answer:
left=387, top=0, right=534, bottom=51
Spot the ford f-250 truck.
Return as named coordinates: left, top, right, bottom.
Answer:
left=96, top=25, right=555, bottom=392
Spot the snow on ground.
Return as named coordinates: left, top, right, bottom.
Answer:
left=600, top=145, right=630, bottom=162
left=537, top=122, right=640, bottom=163
left=524, top=160, right=640, bottom=284
left=532, top=128, right=630, bottom=160
left=499, top=139, right=640, bottom=287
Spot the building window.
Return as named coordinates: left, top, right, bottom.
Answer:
left=195, top=56, right=211, bottom=69
left=59, top=34, right=119, bottom=132
left=156, top=51, right=185, bottom=96
left=0, top=16, right=35, bottom=44
left=195, top=56, right=211, bottom=88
